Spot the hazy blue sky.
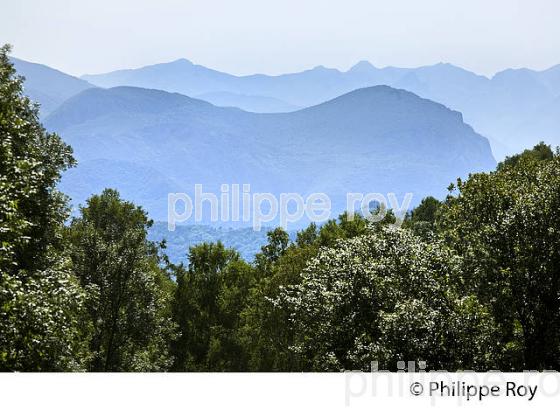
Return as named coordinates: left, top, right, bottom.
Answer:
left=1, top=0, right=559, bottom=77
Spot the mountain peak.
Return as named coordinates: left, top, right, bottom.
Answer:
left=348, top=60, right=376, bottom=72
left=310, top=65, right=338, bottom=73
left=169, top=58, right=193, bottom=65
left=418, top=62, right=489, bottom=80
left=491, top=67, right=537, bottom=81
left=431, top=62, right=463, bottom=70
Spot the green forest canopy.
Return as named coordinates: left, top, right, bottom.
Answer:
left=2, top=45, right=560, bottom=371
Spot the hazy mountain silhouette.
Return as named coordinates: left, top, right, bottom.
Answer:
left=82, top=59, right=560, bottom=158
left=10, top=57, right=94, bottom=116
left=195, top=91, right=300, bottom=113
left=45, top=85, right=495, bottom=223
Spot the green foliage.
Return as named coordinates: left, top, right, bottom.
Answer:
left=403, top=196, right=442, bottom=239
left=439, top=150, right=560, bottom=369
left=255, top=227, right=290, bottom=272
left=275, top=226, right=496, bottom=371
left=314, top=212, right=370, bottom=248
left=0, top=44, right=87, bottom=371
left=238, top=214, right=371, bottom=371
left=206, top=259, right=255, bottom=370
left=171, top=241, right=253, bottom=370
left=240, top=227, right=313, bottom=371
left=3, top=46, right=560, bottom=372
left=410, top=196, right=441, bottom=225
left=66, top=189, right=177, bottom=371
left=497, top=141, right=554, bottom=171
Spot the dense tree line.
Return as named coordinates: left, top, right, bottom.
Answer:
left=2, top=46, right=560, bottom=371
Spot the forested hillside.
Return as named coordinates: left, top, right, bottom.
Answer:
left=2, top=46, right=560, bottom=372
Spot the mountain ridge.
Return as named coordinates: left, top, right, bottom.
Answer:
left=80, top=58, right=560, bottom=158
left=45, top=84, right=496, bottom=224
left=10, top=57, right=95, bottom=116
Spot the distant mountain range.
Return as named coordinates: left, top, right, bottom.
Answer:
left=10, top=57, right=94, bottom=116
left=194, top=91, right=300, bottom=113
left=12, top=56, right=560, bottom=158
left=43, top=85, right=495, bottom=224
left=8, top=54, right=557, bottom=257
left=80, top=58, right=560, bottom=158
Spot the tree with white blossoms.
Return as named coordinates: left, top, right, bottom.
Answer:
left=276, top=226, right=497, bottom=371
